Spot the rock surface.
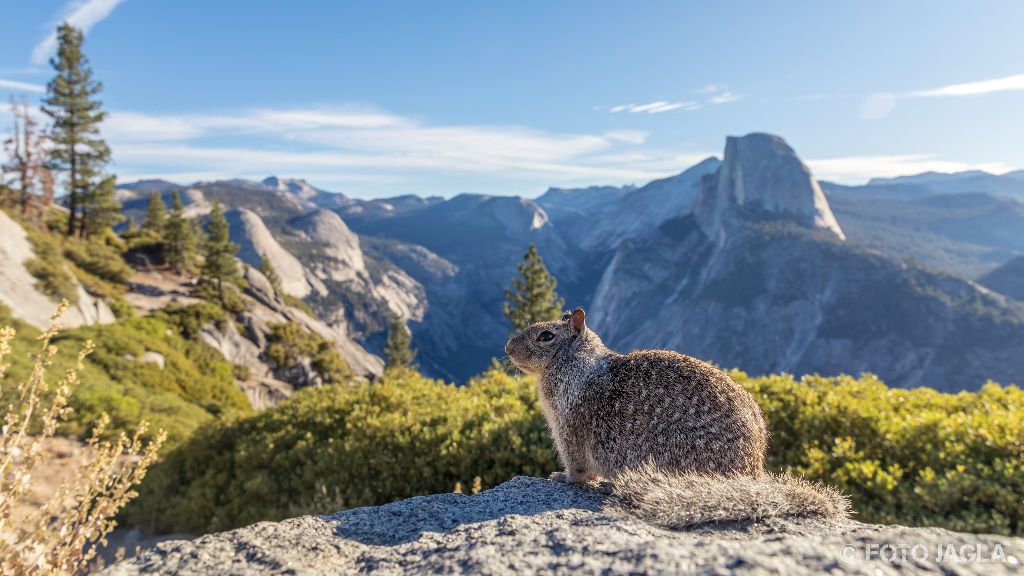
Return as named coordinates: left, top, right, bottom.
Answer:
left=0, top=210, right=115, bottom=329
left=694, top=133, right=845, bottom=242
left=227, top=208, right=321, bottom=299
left=105, top=476, right=1022, bottom=575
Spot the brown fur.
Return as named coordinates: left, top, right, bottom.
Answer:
left=505, top=308, right=850, bottom=529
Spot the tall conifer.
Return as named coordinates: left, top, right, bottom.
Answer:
left=42, top=24, right=110, bottom=237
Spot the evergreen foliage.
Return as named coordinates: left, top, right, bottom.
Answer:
left=503, top=244, right=565, bottom=332
left=41, top=24, right=110, bottom=238
left=199, top=199, right=240, bottom=304
left=79, top=175, right=123, bottom=237
left=383, top=314, right=416, bottom=370
left=164, top=190, right=197, bottom=274
left=143, top=191, right=167, bottom=236
left=264, top=321, right=352, bottom=385
left=259, top=254, right=282, bottom=296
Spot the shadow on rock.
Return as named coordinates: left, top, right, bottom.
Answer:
left=325, top=476, right=605, bottom=546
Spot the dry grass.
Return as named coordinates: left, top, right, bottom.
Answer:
left=0, top=301, right=166, bottom=575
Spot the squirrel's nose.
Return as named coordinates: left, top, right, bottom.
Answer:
left=504, top=340, right=513, bottom=356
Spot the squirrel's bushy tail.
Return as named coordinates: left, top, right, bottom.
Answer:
left=608, top=462, right=851, bottom=530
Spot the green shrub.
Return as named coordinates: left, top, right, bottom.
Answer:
left=23, top=226, right=79, bottom=303
left=282, top=293, right=314, bottom=315
left=0, top=310, right=252, bottom=449
left=126, top=369, right=1023, bottom=537
left=20, top=217, right=132, bottom=301
left=62, top=234, right=132, bottom=296
left=265, top=321, right=352, bottom=384
left=159, top=301, right=228, bottom=339
left=191, top=280, right=248, bottom=314
left=736, top=371, right=1024, bottom=536
left=108, top=298, right=136, bottom=321
left=123, top=368, right=555, bottom=533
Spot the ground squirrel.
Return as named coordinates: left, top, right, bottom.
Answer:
left=504, top=307, right=849, bottom=529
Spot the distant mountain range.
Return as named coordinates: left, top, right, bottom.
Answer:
left=115, top=134, right=1024, bottom=390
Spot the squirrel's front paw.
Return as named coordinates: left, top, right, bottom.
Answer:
left=549, top=471, right=572, bottom=483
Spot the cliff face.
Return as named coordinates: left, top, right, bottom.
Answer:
left=104, top=477, right=1024, bottom=575
left=693, top=133, right=844, bottom=243
left=0, top=210, right=114, bottom=330
left=589, top=135, right=1024, bottom=391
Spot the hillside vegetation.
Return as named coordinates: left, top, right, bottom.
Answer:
left=0, top=304, right=250, bottom=449
left=125, top=368, right=1023, bottom=537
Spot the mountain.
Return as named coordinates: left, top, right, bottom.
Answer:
left=225, top=208, right=324, bottom=299
left=536, top=157, right=720, bottom=252
left=979, top=256, right=1024, bottom=301
left=865, top=170, right=1024, bottom=202
left=108, top=136, right=1024, bottom=390
left=826, top=189, right=1024, bottom=278
left=693, top=134, right=844, bottom=242
left=589, top=133, right=1024, bottom=391
left=345, top=193, right=591, bottom=380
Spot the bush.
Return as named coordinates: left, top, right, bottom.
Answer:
left=20, top=217, right=132, bottom=301
left=0, top=307, right=251, bottom=450
left=736, top=371, right=1024, bottom=536
left=0, top=307, right=165, bottom=574
left=126, top=369, right=1024, bottom=537
left=62, top=234, right=132, bottom=297
left=159, top=301, right=228, bottom=339
left=265, top=321, right=352, bottom=384
left=123, top=368, right=555, bottom=533
left=24, top=226, right=79, bottom=303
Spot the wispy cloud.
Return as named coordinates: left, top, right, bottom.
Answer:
left=860, top=72, right=1024, bottom=120
left=31, top=0, right=127, bottom=65
left=808, top=154, right=1014, bottom=183
left=100, top=106, right=697, bottom=194
left=0, top=79, right=45, bottom=94
left=709, top=91, right=741, bottom=104
left=608, top=85, right=742, bottom=114
left=609, top=101, right=702, bottom=114
left=907, top=73, right=1024, bottom=98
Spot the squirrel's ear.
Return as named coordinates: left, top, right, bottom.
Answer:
left=570, top=307, right=586, bottom=334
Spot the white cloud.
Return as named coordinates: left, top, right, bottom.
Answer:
left=602, top=130, right=649, bottom=144
left=31, top=0, right=127, bottom=65
left=859, top=73, right=1024, bottom=121
left=100, top=106, right=692, bottom=193
left=0, top=79, right=45, bottom=94
left=709, top=91, right=741, bottom=104
left=609, top=86, right=741, bottom=114
left=808, top=154, right=1015, bottom=184
left=609, top=101, right=702, bottom=114
left=907, top=73, right=1024, bottom=98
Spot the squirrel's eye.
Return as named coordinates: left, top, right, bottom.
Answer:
left=537, top=331, right=555, bottom=342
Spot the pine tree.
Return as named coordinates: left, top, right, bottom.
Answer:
left=199, top=199, right=240, bottom=304
left=383, top=314, right=416, bottom=370
left=259, top=253, right=282, bottom=295
left=80, top=175, right=122, bottom=237
left=42, top=23, right=110, bottom=237
left=143, top=192, right=166, bottom=236
left=164, top=190, right=196, bottom=274
left=503, top=244, right=565, bottom=332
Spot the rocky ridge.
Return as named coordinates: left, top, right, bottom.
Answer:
left=104, top=476, right=1023, bottom=575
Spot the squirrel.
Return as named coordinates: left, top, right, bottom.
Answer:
left=504, top=307, right=849, bottom=529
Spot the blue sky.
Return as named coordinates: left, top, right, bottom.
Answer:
left=2, top=1, right=1023, bottom=198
